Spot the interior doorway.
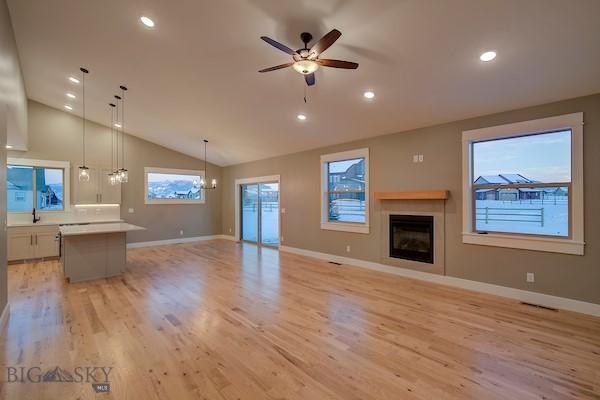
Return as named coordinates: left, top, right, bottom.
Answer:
left=236, top=176, right=280, bottom=247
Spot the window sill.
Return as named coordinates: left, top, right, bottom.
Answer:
left=145, top=199, right=205, bottom=205
left=321, top=222, right=370, bottom=234
left=462, top=232, right=584, bottom=255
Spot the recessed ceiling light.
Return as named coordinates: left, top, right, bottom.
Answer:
left=64, top=105, right=73, bottom=111
left=66, top=93, right=76, bottom=99
left=363, top=91, right=375, bottom=99
left=68, top=76, right=80, bottom=84
left=114, top=123, right=122, bottom=128
left=480, top=51, right=497, bottom=62
left=5, top=145, right=13, bottom=149
left=297, top=114, right=307, bottom=121
left=140, top=16, right=155, bottom=28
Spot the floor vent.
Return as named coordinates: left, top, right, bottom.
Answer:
left=521, top=302, right=558, bottom=312
left=328, top=261, right=342, bottom=266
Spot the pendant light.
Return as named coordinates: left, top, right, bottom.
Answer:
left=108, top=103, right=117, bottom=185
left=78, top=67, right=90, bottom=182
left=117, top=85, right=128, bottom=183
left=199, top=139, right=217, bottom=190
left=113, top=95, right=122, bottom=183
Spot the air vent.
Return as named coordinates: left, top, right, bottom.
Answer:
left=520, top=302, right=558, bottom=312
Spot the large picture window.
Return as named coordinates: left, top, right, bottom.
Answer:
left=321, top=148, right=369, bottom=234
left=462, top=113, right=583, bottom=255
left=7, top=164, right=65, bottom=212
left=144, top=167, right=205, bottom=204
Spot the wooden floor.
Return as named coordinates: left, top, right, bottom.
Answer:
left=1, top=240, right=599, bottom=399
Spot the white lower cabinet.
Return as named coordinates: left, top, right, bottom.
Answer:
left=8, top=225, right=60, bottom=261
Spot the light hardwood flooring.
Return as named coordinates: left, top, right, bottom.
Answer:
left=1, top=240, right=599, bottom=399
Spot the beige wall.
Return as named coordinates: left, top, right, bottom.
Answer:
left=222, top=93, right=600, bottom=305
left=1, top=0, right=27, bottom=315
left=9, top=100, right=222, bottom=243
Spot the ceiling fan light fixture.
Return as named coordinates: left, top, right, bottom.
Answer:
left=292, top=60, right=319, bottom=75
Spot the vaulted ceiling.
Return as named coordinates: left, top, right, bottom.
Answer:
left=8, top=0, right=600, bottom=165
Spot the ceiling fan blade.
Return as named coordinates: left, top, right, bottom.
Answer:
left=310, top=29, right=342, bottom=56
left=317, top=59, right=359, bottom=69
left=258, top=62, right=294, bottom=73
left=260, top=36, right=298, bottom=56
left=305, top=73, right=315, bottom=86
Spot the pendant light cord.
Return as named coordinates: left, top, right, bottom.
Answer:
left=114, top=97, right=120, bottom=170
left=81, top=68, right=86, bottom=166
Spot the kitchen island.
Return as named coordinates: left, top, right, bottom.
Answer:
left=59, top=222, right=145, bottom=283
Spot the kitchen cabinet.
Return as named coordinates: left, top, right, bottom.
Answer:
left=8, top=225, right=60, bottom=261
left=72, top=166, right=121, bottom=204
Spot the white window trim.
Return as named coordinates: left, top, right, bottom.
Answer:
left=7, top=157, right=71, bottom=212
left=144, top=167, right=205, bottom=205
left=320, top=148, right=370, bottom=234
left=461, top=112, right=584, bottom=255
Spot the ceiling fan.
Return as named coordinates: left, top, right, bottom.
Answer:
left=259, top=29, right=358, bottom=86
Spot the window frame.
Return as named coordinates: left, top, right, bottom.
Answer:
left=462, top=113, right=584, bottom=255
left=144, top=167, right=206, bottom=205
left=7, top=158, right=70, bottom=213
left=320, top=148, right=370, bottom=234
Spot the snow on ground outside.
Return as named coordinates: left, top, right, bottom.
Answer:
left=475, top=199, right=568, bottom=236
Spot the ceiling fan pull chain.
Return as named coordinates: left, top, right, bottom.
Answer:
left=304, top=84, right=307, bottom=103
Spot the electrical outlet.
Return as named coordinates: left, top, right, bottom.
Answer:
left=229, top=227, right=232, bottom=233
left=526, top=272, right=535, bottom=283
left=281, top=208, right=286, bottom=214
left=346, top=245, right=351, bottom=253
left=179, top=230, right=184, bottom=236
left=128, top=208, right=134, bottom=213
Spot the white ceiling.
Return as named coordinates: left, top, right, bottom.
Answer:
left=7, top=0, right=600, bottom=166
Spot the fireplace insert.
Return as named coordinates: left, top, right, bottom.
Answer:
left=389, top=215, right=434, bottom=264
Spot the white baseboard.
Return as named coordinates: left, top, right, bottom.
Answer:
left=0, top=303, right=10, bottom=333
left=127, top=234, right=233, bottom=249
left=218, top=234, right=236, bottom=241
left=279, top=245, right=600, bottom=317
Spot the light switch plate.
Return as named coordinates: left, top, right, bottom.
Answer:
left=413, top=155, right=419, bottom=163
left=128, top=208, right=134, bottom=213
left=281, top=208, right=286, bottom=214
left=418, top=154, right=424, bottom=162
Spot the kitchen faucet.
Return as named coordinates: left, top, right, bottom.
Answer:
left=32, top=208, right=40, bottom=223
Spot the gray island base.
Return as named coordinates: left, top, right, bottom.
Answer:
left=59, top=223, right=145, bottom=283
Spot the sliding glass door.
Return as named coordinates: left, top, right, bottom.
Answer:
left=241, top=182, right=279, bottom=247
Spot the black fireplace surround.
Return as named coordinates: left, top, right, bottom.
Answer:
left=389, top=215, right=434, bottom=264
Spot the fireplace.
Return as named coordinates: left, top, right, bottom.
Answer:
left=389, top=215, right=434, bottom=264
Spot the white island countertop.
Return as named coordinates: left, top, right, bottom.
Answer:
left=59, top=222, right=145, bottom=236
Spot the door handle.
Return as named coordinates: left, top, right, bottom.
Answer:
left=35, top=234, right=38, bottom=245
left=100, top=193, right=102, bottom=203
left=30, top=234, right=33, bottom=245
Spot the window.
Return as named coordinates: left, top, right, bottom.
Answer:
left=321, top=148, right=369, bottom=234
left=144, top=167, right=205, bottom=204
left=462, top=113, right=584, bottom=255
left=7, top=164, right=66, bottom=212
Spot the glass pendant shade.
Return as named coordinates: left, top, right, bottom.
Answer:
left=118, top=169, right=128, bottom=183
left=199, top=177, right=205, bottom=189
left=78, top=166, right=90, bottom=182
left=211, top=178, right=217, bottom=188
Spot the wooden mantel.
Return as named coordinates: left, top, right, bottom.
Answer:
left=374, top=190, right=449, bottom=200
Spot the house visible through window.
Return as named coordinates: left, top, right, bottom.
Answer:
left=472, top=130, right=571, bottom=237
left=7, top=165, right=64, bottom=212
left=144, top=167, right=205, bottom=204
left=321, top=148, right=369, bottom=234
